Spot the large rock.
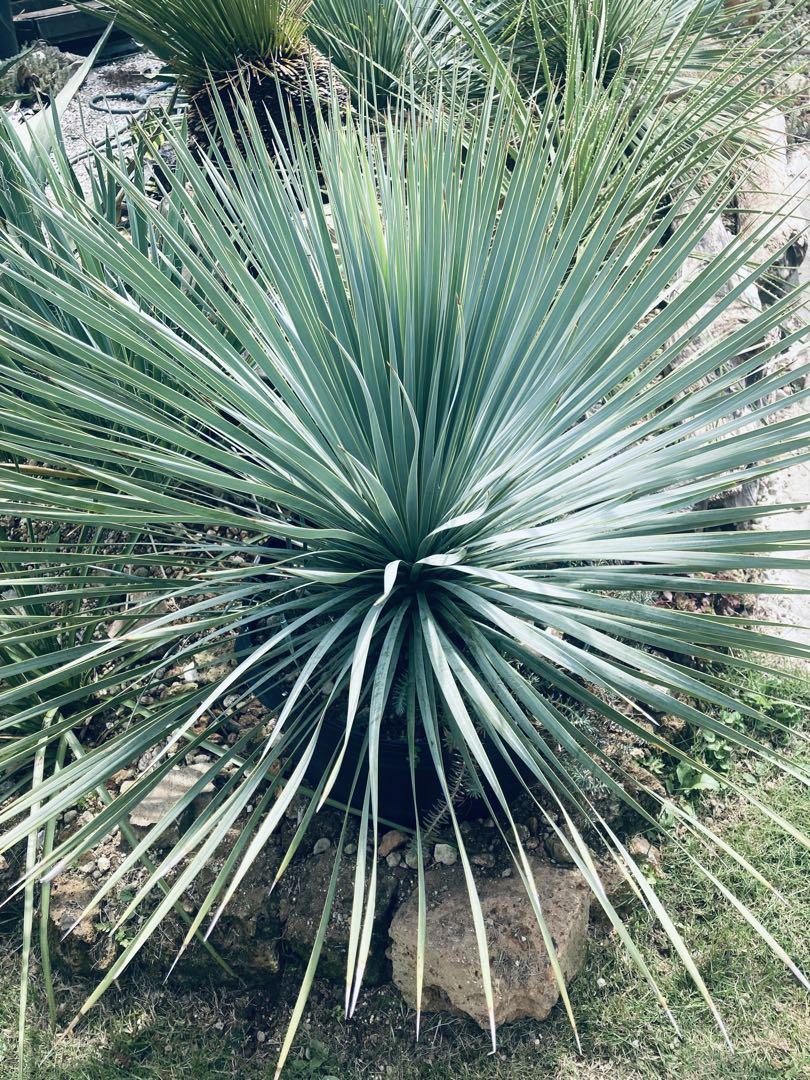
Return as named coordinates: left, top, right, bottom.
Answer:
left=276, top=846, right=404, bottom=984
left=388, top=858, right=589, bottom=1028
left=48, top=875, right=118, bottom=976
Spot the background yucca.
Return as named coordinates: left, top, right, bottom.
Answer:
left=96, top=0, right=311, bottom=84
left=92, top=0, right=335, bottom=155
left=307, top=0, right=447, bottom=108
left=0, top=20, right=808, bottom=1080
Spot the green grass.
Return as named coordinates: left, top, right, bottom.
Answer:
left=0, top=734, right=807, bottom=1079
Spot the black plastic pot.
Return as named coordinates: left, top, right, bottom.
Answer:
left=236, top=627, right=528, bottom=827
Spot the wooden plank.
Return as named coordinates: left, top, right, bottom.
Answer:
left=13, top=2, right=106, bottom=45
left=12, top=2, right=61, bottom=15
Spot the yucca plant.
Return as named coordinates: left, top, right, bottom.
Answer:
left=308, top=0, right=447, bottom=108
left=93, top=0, right=336, bottom=151
left=0, top=81, right=808, bottom=1077
left=445, top=0, right=804, bottom=178
left=470, top=0, right=792, bottom=94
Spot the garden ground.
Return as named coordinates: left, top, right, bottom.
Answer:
left=1, top=733, right=807, bottom=1079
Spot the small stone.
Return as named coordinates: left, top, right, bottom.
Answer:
left=96, top=855, right=111, bottom=873
left=500, top=867, right=513, bottom=878
left=627, top=835, right=661, bottom=870
left=63, top=809, right=78, bottom=824
left=256, top=1031, right=267, bottom=1044
left=433, top=843, right=457, bottom=866
left=378, top=829, right=408, bottom=859
left=596, top=977, right=607, bottom=989
left=386, top=852, right=402, bottom=868
left=403, top=848, right=419, bottom=870
left=471, top=852, right=495, bottom=868
left=119, top=780, right=137, bottom=796
left=313, top=837, right=331, bottom=856
left=344, top=842, right=358, bottom=856
left=544, top=834, right=575, bottom=866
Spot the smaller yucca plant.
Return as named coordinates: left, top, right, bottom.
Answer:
left=474, top=0, right=789, bottom=90
left=94, top=0, right=334, bottom=151
left=99, top=0, right=311, bottom=85
left=308, top=0, right=446, bottom=108
left=447, top=0, right=804, bottom=170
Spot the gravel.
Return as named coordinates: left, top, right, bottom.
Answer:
left=57, top=48, right=173, bottom=191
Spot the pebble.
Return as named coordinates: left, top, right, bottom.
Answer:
left=344, top=842, right=358, bottom=855
left=596, top=977, right=607, bottom=989
left=312, top=837, right=331, bottom=855
left=433, top=843, right=458, bottom=866
left=385, top=852, right=402, bottom=868
left=544, top=835, right=575, bottom=866
left=403, top=848, right=419, bottom=870
left=96, top=855, right=111, bottom=872
left=63, top=809, right=78, bottom=824
left=377, top=828, right=407, bottom=859
left=471, top=852, right=495, bottom=868
left=500, top=867, right=513, bottom=878
left=627, top=834, right=661, bottom=870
